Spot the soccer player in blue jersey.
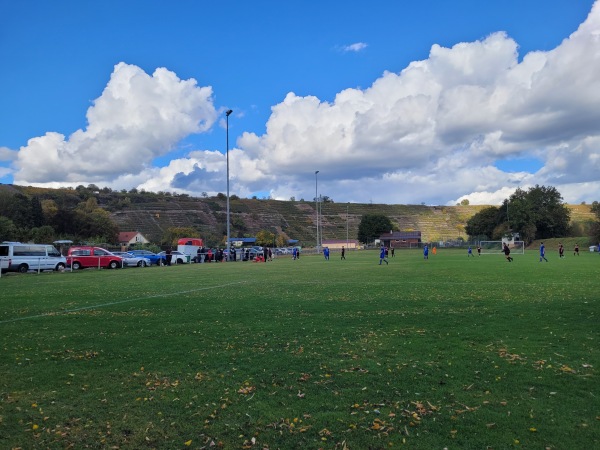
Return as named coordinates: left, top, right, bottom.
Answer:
left=539, top=242, right=548, bottom=262
left=379, top=246, right=388, bottom=265
left=423, top=244, right=429, bottom=260
left=467, top=246, right=474, bottom=257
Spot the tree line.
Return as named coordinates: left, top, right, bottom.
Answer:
left=0, top=190, right=119, bottom=244
left=465, top=185, right=592, bottom=244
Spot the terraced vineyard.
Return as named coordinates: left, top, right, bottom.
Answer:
left=1, top=184, right=593, bottom=246
left=109, top=196, right=594, bottom=246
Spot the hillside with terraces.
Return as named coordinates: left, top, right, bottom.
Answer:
left=108, top=195, right=595, bottom=246
left=1, top=184, right=595, bottom=246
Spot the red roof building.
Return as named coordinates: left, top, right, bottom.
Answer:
left=118, top=231, right=149, bottom=247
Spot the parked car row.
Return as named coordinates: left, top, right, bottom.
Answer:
left=2, top=241, right=300, bottom=275
left=1, top=242, right=169, bottom=274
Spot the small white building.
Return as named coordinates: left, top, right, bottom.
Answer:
left=118, top=231, right=149, bottom=248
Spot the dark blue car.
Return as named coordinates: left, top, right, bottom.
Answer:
left=128, top=250, right=167, bottom=266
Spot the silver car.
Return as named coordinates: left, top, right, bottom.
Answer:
left=112, top=252, right=151, bottom=267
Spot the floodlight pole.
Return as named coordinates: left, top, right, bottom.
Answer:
left=226, top=109, right=233, bottom=261
left=346, top=202, right=349, bottom=248
left=315, top=170, right=320, bottom=253
left=319, top=194, right=323, bottom=248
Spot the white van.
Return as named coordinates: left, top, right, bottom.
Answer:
left=0, top=242, right=67, bottom=273
left=0, top=257, right=8, bottom=273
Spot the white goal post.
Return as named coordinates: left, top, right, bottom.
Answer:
left=478, top=241, right=525, bottom=255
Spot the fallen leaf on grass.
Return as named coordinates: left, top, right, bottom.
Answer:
left=237, top=386, right=256, bottom=395
left=455, top=404, right=480, bottom=415
left=298, top=373, right=311, bottom=382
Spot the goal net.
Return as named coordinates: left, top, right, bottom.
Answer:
left=478, top=241, right=525, bottom=255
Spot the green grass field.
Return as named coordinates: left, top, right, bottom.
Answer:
left=1, top=249, right=598, bottom=449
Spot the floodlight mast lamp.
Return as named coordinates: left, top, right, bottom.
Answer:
left=315, top=170, right=320, bottom=253
left=226, top=109, right=233, bottom=261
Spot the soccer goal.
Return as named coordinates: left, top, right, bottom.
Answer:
left=478, top=241, right=525, bottom=255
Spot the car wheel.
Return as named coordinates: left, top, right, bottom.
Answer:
left=72, top=261, right=81, bottom=270
left=55, top=263, right=66, bottom=271
left=177, top=258, right=184, bottom=264
left=137, top=260, right=145, bottom=267
left=109, top=261, right=119, bottom=269
left=18, top=264, right=29, bottom=273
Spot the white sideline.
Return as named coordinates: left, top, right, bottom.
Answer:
left=0, top=281, right=246, bottom=325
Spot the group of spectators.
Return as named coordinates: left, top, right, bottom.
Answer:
left=193, top=247, right=230, bottom=263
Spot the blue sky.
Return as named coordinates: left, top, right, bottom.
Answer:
left=1, top=0, right=599, bottom=205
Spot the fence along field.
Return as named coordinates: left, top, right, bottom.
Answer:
left=0, top=249, right=598, bottom=449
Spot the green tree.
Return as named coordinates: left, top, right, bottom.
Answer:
left=357, top=214, right=394, bottom=244
left=0, top=216, right=18, bottom=241
left=70, top=198, right=119, bottom=242
left=41, top=199, right=59, bottom=222
left=0, top=193, right=34, bottom=228
left=275, top=234, right=287, bottom=247
left=590, top=201, right=600, bottom=243
left=465, top=206, right=501, bottom=240
left=506, top=186, right=570, bottom=243
left=256, top=229, right=275, bottom=247
left=29, top=225, right=56, bottom=243
left=467, top=186, right=570, bottom=244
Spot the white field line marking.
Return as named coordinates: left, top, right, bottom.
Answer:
left=0, top=281, right=246, bottom=325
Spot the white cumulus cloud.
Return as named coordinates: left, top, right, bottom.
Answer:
left=14, top=63, right=217, bottom=186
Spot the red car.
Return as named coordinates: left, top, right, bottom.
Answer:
left=67, top=246, right=123, bottom=270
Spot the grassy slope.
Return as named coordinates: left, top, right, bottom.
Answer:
left=2, top=184, right=595, bottom=244
left=0, top=250, right=598, bottom=449
left=111, top=198, right=594, bottom=245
